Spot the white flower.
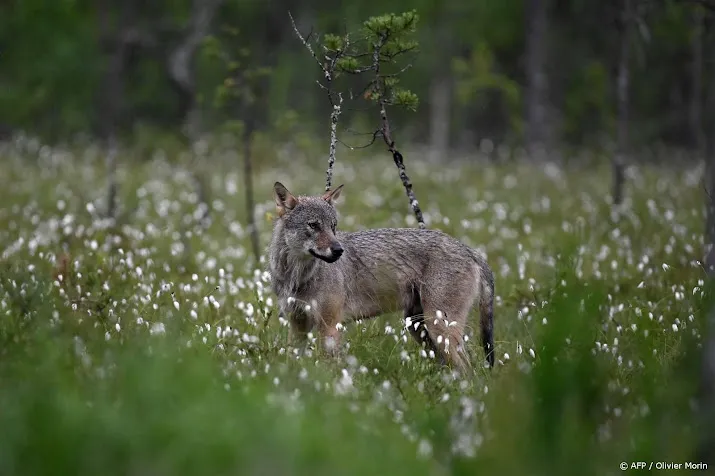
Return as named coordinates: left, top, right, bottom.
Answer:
left=150, top=322, right=166, bottom=335
left=417, top=439, right=433, bottom=458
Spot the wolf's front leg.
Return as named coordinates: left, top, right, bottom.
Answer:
left=287, top=308, right=312, bottom=347
left=316, top=295, right=346, bottom=357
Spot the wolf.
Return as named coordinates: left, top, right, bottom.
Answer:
left=268, top=181, right=495, bottom=373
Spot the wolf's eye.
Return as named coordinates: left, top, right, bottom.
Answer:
left=308, top=221, right=320, bottom=231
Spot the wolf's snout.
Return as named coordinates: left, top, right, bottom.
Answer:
left=330, top=243, right=344, bottom=258
left=308, top=241, right=344, bottom=263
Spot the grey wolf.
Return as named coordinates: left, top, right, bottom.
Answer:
left=268, top=181, right=495, bottom=373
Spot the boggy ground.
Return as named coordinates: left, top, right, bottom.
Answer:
left=0, top=137, right=709, bottom=475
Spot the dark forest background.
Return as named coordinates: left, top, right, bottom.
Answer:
left=2, top=0, right=714, bottom=163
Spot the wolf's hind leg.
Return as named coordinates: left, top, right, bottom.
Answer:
left=403, top=286, right=441, bottom=360
left=404, top=306, right=442, bottom=361
left=419, top=295, right=473, bottom=375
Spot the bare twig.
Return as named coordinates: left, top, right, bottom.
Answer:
left=325, top=92, right=343, bottom=192
left=337, top=129, right=382, bottom=150
left=289, top=11, right=349, bottom=192
left=288, top=12, right=331, bottom=81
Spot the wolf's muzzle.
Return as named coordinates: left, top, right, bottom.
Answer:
left=309, top=243, right=344, bottom=263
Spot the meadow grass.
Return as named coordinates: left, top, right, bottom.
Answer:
left=0, top=137, right=710, bottom=475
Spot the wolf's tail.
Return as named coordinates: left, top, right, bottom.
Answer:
left=469, top=249, right=495, bottom=368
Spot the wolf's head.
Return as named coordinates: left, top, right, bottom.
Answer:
left=272, top=181, right=344, bottom=263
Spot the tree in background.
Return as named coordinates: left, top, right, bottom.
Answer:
left=689, top=5, right=705, bottom=156
left=524, top=0, right=550, bottom=160
left=699, top=2, right=715, bottom=465
left=200, top=24, right=273, bottom=265
left=612, top=0, right=633, bottom=206
left=2, top=0, right=715, bottom=163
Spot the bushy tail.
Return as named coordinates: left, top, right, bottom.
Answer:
left=480, top=273, right=495, bottom=368
left=470, top=249, right=495, bottom=368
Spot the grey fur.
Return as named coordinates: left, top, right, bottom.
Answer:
left=268, top=182, right=496, bottom=373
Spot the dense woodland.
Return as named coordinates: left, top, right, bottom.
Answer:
left=2, top=0, right=715, bottom=160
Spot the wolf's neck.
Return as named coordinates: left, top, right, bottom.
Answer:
left=270, top=238, right=319, bottom=298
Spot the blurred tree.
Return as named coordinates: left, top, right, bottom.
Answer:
left=705, top=22, right=715, bottom=274
left=701, top=20, right=715, bottom=466
left=453, top=43, right=522, bottom=145
left=168, top=0, right=224, bottom=231
left=689, top=6, right=705, bottom=155
left=1, top=0, right=714, bottom=158
left=613, top=0, right=633, bottom=206
left=201, top=22, right=273, bottom=264
left=524, top=0, right=550, bottom=159
left=420, top=2, right=453, bottom=162
left=168, top=0, right=224, bottom=143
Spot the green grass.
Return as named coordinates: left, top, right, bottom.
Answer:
left=0, top=137, right=710, bottom=475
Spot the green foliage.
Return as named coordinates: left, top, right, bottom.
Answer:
left=323, top=33, right=344, bottom=51
left=392, top=88, right=419, bottom=112
left=363, top=10, right=418, bottom=38
left=0, top=0, right=99, bottom=139
left=0, top=0, right=709, bottom=149
left=453, top=42, right=522, bottom=135
left=562, top=61, right=613, bottom=145
left=335, top=56, right=360, bottom=75
left=202, top=27, right=272, bottom=117
left=315, top=10, right=422, bottom=116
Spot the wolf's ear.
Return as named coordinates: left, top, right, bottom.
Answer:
left=274, top=182, right=298, bottom=216
left=321, top=184, right=344, bottom=205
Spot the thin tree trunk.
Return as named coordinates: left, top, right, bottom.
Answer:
left=428, top=16, right=451, bottom=163
left=525, top=0, right=549, bottom=160
left=700, top=145, right=715, bottom=468
left=428, top=75, right=451, bottom=162
left=168, top=0, right=223, bottom=140
left=167, top=0, right=223, bottom=229
left=690, top=7, right=705, bottom=156
left=243, top=119, right=260, bottom=264
left=699, top=303, right=715, bottom=466
left=699, top=27, right=715, bottom=468
left=704, top=22, right=715, bottom=274
left=97, top=1, right=132, bottom=220
left=613, top=0, right=631, bottom=206
left=106, top=136, right=118, bottom=220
